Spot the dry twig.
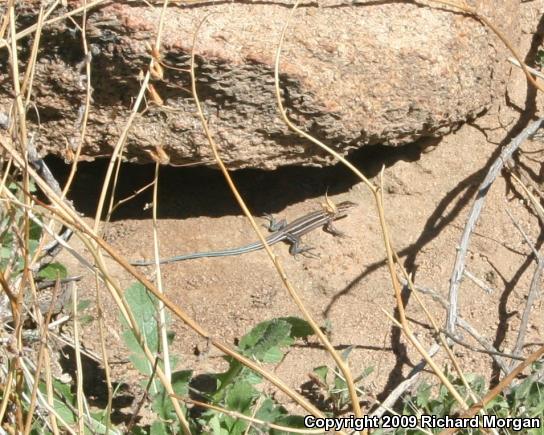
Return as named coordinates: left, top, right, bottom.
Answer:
left=447, top=117, right=544, bottom=335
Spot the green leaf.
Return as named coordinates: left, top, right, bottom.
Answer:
left=27, top=239, right=40, bottom=258
left=225, top=380, right=257, bottom=413
left=172, top=370, right=192, bottom=396
left=525, top=381, right=544, bottom=411
left=37, top=262, right=67, bottom=280
left=150, top=420, right=169, bottom=435
left=29, top=179, right=37, bottom=193
left=254, top=398, right=306, bottom=434
left=487, top=394, right=509, bottom=414
left=333, top=370, right=347, bottom=392
left=243, top=370, right=262, bottom=385
left=313, top=365, right=328, bottom=384
left=270, top=415, right=307, bottom=435
left=208, top=414, right=226, bottom=435
left=279, top=317, right=313, bottom=338
left=514, top=378, right=542, bottom=406
left=214, top=359, right=242, bottom=399
left=28, top=219, right=42, bottom=242
left=222, top=415, right=247, bottom=435
left=39, top=379, right=77, bottom=426
left=238, top=317, right=314, bottom=364
left=468, top=374, right=486, bottom=396
left=528, top=428, right=544, bottom=435
left=0, top=246, right=11, bottom=258
left=415, top=383, right=432, bottom=409
left=37, top=379, right=117, bottom=434
left=152, top=370, right=192, bottom=422
left=254, top=398, right=285, bottom=423
left=213, top=359, right=263, bottom=406
left=121, top=282, right=160, bottom=376
left=238, top=319, right=293, bottom=363
left=530, top=399, right=544, bottom=418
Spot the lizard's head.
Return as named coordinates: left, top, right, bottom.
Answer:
left=333, top=200, right=358, bottom=217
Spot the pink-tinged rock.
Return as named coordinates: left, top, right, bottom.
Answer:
left=0, top=0, right=520, bottom=168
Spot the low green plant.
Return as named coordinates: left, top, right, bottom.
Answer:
left=3, top=204, right=543, bottom=435
left=121, top=282, right=315, bottom=434
left=1, top=180, right=109, bottom=433
left=310, top=353, right=373, bottom=416
left=0, top=180, right=67, bottom=281
left=383, top=366, right=544, bottom=434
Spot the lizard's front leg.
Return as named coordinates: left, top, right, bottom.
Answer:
left=264, top=214, right=288, bottom=232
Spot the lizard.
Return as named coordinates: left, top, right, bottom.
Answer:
left=131, top=200, right=357, bottom=266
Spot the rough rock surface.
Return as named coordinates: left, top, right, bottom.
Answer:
left=0, top=0, right=519, bottom=169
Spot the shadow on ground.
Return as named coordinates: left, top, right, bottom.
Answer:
left=44, top=138, right=434, bottom=221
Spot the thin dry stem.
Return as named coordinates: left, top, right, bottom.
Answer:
left=22, top=279, right=60, bottom=435
left=20, top=3, right=49, bottom=105
left=272, top=3, right=369, bottom=420
left=189, top=15, right=352, bottom=422
left=102, top=0, right=169, bottom=224
left=18, top=356, right=77, bottom=434
left=0, top=359, right=15, bottom=425
left=397, top=264, right=473, bottom=409
left=0, top=129, right=330, bottom=425
left=508, top=57, right=544, bottom=81
left=439, top=344, right=544, bottom=435
left=175, top=396, right=324, bottom=434
left=151, top=162, right=172, bottom=381
left=8, top=2, right=32, bottom=425
left=43, top=349, right=60, bottom=434
left=510, top=171, right=544, bottom=225
left=0, top=0, right=107, bottom=50
left=72, top=284, right=85, bottom=433
left=447, top=118, right=544, bottom=335
left=109, top=179, right=155, bottom=215
left=275, top=0, right=467, bottom=414
left=80, top=234, right=192, bottom=434
left=81, top=0, right=187, bottom=428
left=409, top=282, right=510, bottom=374
left=505, top=188, right=544, bottom=369
left=372, top=343, right=440, bottom=418
left=62, top=0, right=93, bottom=197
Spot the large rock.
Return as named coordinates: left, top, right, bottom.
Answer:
left=0, top=0, right=519, bottom=169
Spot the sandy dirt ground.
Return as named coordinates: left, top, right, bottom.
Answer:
left=47, top=0, right=544, bottom=424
